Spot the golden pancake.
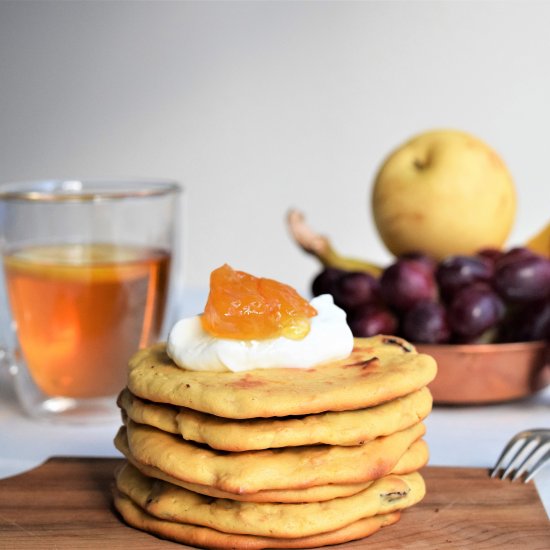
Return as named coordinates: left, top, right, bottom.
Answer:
left=127, top=335, right=436, bottom=419
left=113, top=490, right=401, bottom=549
left=115, top=433, right=428, bottom=503
left=115, top=420, right=425, bottom=494
left=118, top=385, right=433, bottom=451
left=116, top=462, right=425, bottom=538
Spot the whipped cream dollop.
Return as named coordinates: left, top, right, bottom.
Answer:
left=166, top=294, right=354, bottom=372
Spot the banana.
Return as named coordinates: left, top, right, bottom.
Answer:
left=525, top=221, right=550, bottom=258
left=287, top=209, right=383, bottom=277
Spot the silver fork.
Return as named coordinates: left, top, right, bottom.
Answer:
left=491, top=429, right=550, bottom=482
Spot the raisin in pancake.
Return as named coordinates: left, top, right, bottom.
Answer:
left=113, top=490, right=401, bottom=550
left=115, top=420, right=425, bottom=494
left=116, top=462, right=425, bottom=538
left=118, top=386, right=432, bottom=451
left=127, top=335, right=436, bottom=419
left=115, top=435, right=428, bottom=503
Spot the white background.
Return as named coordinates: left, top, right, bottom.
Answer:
left=1, top=0, right=549, bottom=296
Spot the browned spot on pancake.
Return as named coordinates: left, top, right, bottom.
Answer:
left=367, top=458, right=392, bottom=481
left=382, top=336, right=414, bottom=352
left=230, top=374, right=265, bottom=389
left=360, top=359, right=380, bottom=376
left=344, top=357, right=379, bottom=370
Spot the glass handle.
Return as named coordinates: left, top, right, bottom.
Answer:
left=0, top=264, right=15, bottom=375
left=0, top=345, right=15, bottom=375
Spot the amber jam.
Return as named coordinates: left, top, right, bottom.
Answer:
left=201, top=264, right=317, bottom=340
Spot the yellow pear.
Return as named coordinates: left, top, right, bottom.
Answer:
left=371, top=129, right=516, bottom=259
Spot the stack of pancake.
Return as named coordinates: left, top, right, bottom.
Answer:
left=113, top=334, right=437, bottom=548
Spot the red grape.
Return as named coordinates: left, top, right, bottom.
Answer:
left=399, top=252, right=437, bottom=273
left=494, top=255, right=550, bottom=302
left=332, top=271, right=379, bottom=311
left=495, top=246, right=537, bottom=270
left=348, top=303, right=398, bottom=337
left=499, top=299, right=550, bottom=342
left=436, top=255, right=494, bottom=299
left=477, top=248, right=503, bottom=264
left=402, top=301, right=450, bottom=344
left=448, top=284, right=504, bottom=338
left=379, top=259, right=437, bottom=311
left=311, top=267, right=344, bottom=297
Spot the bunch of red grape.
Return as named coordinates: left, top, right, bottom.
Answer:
left=312, top=247, right=550, bottom=344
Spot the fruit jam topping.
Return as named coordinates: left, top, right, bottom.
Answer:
left=201, top=264, right=317, bottom=340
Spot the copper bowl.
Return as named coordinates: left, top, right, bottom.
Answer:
left=416, top=340, right=550, bottom=405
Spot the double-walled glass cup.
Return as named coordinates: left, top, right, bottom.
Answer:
left=0, top=179, right=182, bottom=422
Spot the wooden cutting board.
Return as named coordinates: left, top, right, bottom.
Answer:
left=0, top=457, right=548, bottom=549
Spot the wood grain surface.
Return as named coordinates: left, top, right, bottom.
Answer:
left=0, top=457, right=548, bottom=549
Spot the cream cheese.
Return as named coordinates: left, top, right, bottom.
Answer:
left=166, top=294, right=353, bottom=372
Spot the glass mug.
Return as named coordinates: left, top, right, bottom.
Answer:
left=0, top=179, right=182, bottom=421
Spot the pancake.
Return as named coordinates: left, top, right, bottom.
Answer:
left=127, top=335, right=437, bottom=419
left=118, top=385, right=433, bottom=451
left=113, top=490, right=401, bottom=549
left=115, top=434, right=428, bottom=503
left=115, top=419, right=426, bottom=494
left=116, top=462, right=425, bottom=538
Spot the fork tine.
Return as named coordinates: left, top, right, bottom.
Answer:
left=511, top=438, right=549, bottom=481
left=524, top=446, right=550, bottom=482
left=491, top=432, right=530, bottom=478
left=500, top=439, right=533, bottom=480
